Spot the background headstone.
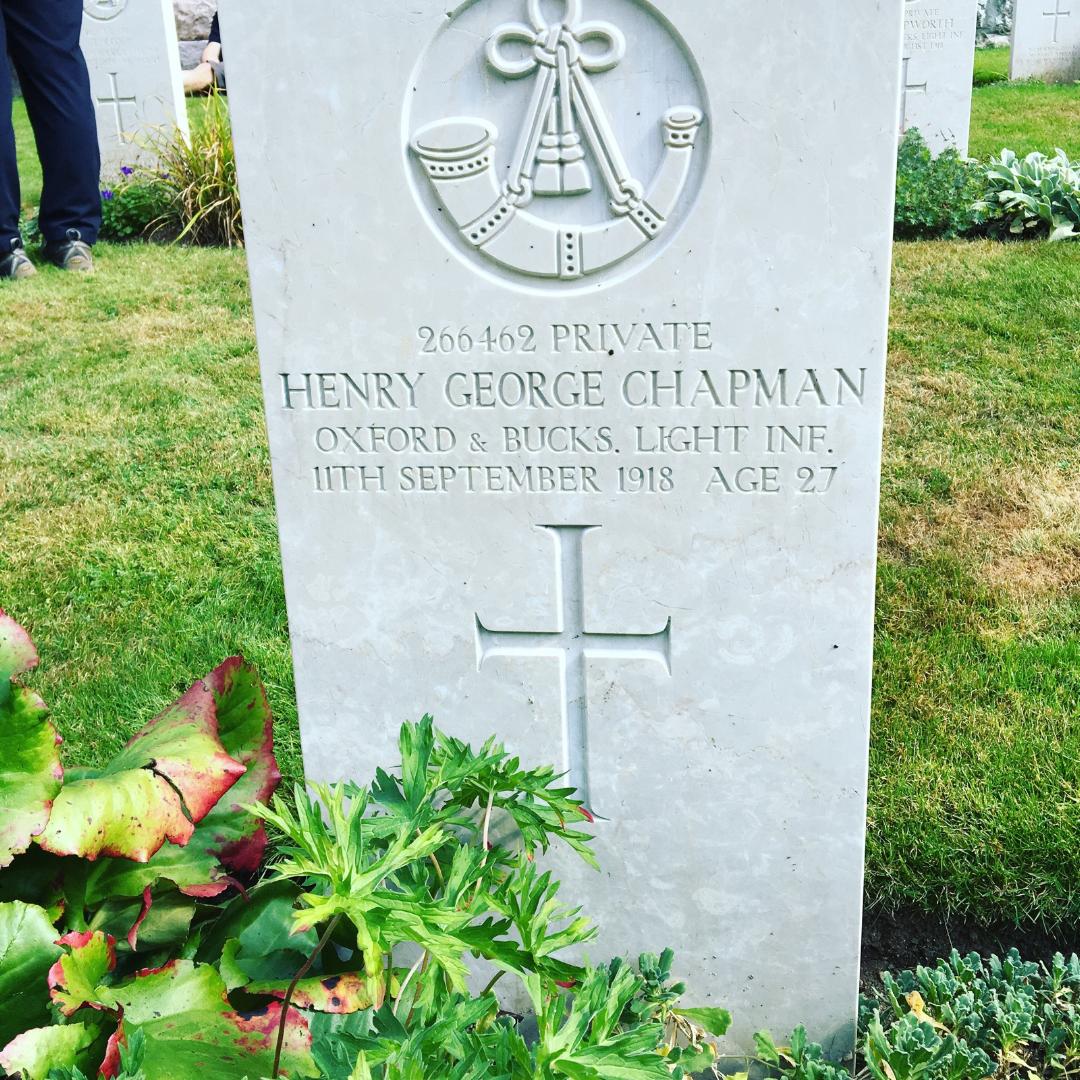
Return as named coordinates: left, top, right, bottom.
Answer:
left=224, top=0, right=903, bottom=1054
left=173, top=0, right=216, bottom=71
left=901, top=0, right=980, bottom=155
left=1011, top=0, right=1080, bottom=80
left=81, top=0, right=189, bottom=179
left=978, top=0, right=1014, bottom=36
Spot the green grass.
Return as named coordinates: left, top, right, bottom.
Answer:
left=971, top=78, right=1080, bottom=158
left=973, top=45, right=1010, bottom=87
left=0, top=245, right=302, bottom=787
left=4, top=90, right=1080, bottom=929
left=871, top=240, right=1080, bottom=927
left=13, top=99, right=42, bottom=212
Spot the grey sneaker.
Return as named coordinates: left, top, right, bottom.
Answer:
left=0, top=241, right=36, bottom=280
left=44, top=229, right=94, bottom=273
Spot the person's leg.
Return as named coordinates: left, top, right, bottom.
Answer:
left=0, top=5, right=24, bottom=252
left=5, top=0, right=100, bottom=246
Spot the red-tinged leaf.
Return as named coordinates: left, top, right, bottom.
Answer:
left=110, top=960, right=317, bottom=1078
left=38, top=768, right=197, bottom=863
left=89, top=887, right=196, bottom=957
left=48, top=930, right=117, bottom=1016
left=0, top=902, right=62, bottom=1047
left=197, top=657, right=281, bottom=874
left=38, top=660, right=249, bottom=863
left=127, top=662, right=248, bottom=823
left=71, top=662, right=280, bottom=901
left=0, top=612, right=63, bottom=868
left=0, top=1022, right=100, bottom=1080
left=100, top=1025, right=124, bottom=1079
left=247, top=972, right=375, bottom=1014
left=128, top=887, right=153, bottom=950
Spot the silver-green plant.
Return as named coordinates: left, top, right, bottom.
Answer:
left=976, top=149, right=1080, bottom=242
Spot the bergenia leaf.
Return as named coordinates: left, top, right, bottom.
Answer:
left=0, top=901, right=62, bottom=1047
left=187, top=656, right=282, bottom=877
left=0, top=611, right=63, bottom=868
left=0, top=1022, right=100, bottom=1080
left=48, top=931, right=117, bottom=1016
left=109, top=960, right=317, bottom=1078
left=38, top=660, right=249, bottom=862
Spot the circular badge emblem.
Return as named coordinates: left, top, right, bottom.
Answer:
left=84, top=0, right=128, bottom=21
left=404, top=0, right=709, bottom=291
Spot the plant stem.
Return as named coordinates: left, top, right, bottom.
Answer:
left=481, top=969, right=506, bottom=995
left=272, top=913, right=342, bottom=1078
left=394, top=951, right=428, bottom=1016
left=481, top=789, right=495, bottom=854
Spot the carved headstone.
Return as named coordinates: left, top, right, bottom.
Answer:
left=224, top=0, right=903, bottom=1053
left=901, top=0, right=980, bottom=155
left=1011, top=0, right=1080, bottom=80
left=81, top=0, right=188, bottom=178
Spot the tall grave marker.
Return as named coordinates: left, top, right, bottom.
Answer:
left=81, top=0, right=188, bottom=178
left=901, top=0, right=979, bottom=155
left=1011, top=0, right=1080, bottom=81
left=224, top=0, right=904, bottom=1052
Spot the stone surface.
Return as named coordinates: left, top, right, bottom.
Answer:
left=224, top=0, right=902, bottom=1054
left=81, top=0, right=189, bottom=179
left=1011, top=0, right=1080, bottom=80
left=979, top=0, right=1014, bottom=34
left=179, top=40, right=208, bottom=71
left=173, top=0, right=216, bottom=41
left=901, top=0, right=979, bottom=155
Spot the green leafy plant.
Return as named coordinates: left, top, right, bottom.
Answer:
left=753, top=1026, right=851, bottom=1080
left=859, top=949, right=1080, bottom=1080
left=975, top=148, right=1080, bottom=241
left=99, top=174, right=173, bottom=243
left=895, top=129, right=982, bottom=239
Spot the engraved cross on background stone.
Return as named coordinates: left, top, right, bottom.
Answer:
left=475, top=525, right=672, bottom=812
left=1044, top=0, right=1072, bottom=43
left=899, top=57, right=928, bottom=133
left=97, top=72, right=138, bottom=144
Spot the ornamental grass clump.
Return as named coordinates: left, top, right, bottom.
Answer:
left=145, top=89, right=243, bottom=247
left=975, top=148, right=1080, bottom=241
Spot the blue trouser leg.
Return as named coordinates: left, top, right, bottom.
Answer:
left=3, top=0, right=101, bottom=246
left=0, top=12, right=20, bottom=250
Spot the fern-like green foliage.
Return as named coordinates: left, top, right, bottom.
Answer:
left=894, top=129, right=982, bottom=239
left=249, top=716, right=730, bottom=1078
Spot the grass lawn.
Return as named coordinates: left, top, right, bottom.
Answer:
left=974, top=45, right=1010, bottom=86
left=3, top=84, right=1080, bottom=928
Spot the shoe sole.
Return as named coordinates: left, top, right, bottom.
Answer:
left=62, top=257, right=94, bottom=274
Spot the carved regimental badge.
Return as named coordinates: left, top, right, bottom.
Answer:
left=84, top=0, right=128, bottom=20
left=409, top=0, right=707, bottom=284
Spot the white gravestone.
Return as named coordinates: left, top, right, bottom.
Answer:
left=1011, top=0, right=1080, bottom=80
left=224, top=0, right=903, bottom=1054
left=81, top=0, right=189, bottom=179
left=901, top=0, right=980, bottom=155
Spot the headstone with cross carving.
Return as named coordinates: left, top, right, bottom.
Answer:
left=1011, top=0, right=1080, bottom=80
left=80, top=0, right=188, bottom=179
left=901, top=0, right=980, bottom=155
left=224, top=0, right=904, bottom=1055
